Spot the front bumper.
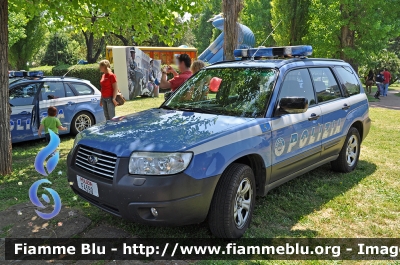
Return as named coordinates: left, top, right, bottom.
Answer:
left=67, top=149, right=219, bottom=226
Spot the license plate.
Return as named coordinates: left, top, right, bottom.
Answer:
left=77, top=175, right=99, bottom=197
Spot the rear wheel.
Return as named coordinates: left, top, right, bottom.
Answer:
left=208, top=163, right=255, bottom=238
left=331, top=127, right=361, bottom=173
left=71, top=111, right=94, bottom=135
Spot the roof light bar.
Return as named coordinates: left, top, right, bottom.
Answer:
left=9, top=71, right=44, bottom=78
left=234, top=45, right=313, bottom=59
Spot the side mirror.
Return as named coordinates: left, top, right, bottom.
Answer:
left=277, top=97, right=308, bottom=115
left=164, top=91, right=172, bottom=100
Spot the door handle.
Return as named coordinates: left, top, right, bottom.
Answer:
left=68, top=101, right=75, bottom=105
left=342, top=104, right=351, bottom=110
left=19, top=111, right=31, bottom=115
left=308, top=113, right=320, bottom=121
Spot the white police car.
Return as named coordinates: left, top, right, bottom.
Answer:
left=9, top=71, right=105, bottom=143
left=67, top=46, right=370, bottom=238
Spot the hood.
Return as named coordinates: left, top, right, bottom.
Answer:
left=78, top=108, right=254, bottom=157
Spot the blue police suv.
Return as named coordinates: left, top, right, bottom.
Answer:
left=68, top=46, right=371, bottom=238
left=9, top=71, right=105, bottom=143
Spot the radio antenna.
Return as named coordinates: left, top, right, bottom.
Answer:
left=251, top=19, right=282, bottom=60
left=62, top=60, right=82, bottom=79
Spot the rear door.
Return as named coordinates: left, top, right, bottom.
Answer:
left=9, top=82, right=40, bottom=143
left=270, top=68, right=323, bottom=183
left=38, top=81, right=77, bottom=134
left=309, top=67, right=348, bottom=160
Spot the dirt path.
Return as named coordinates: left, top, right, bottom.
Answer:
left=369, top=88, right=400, bottom=110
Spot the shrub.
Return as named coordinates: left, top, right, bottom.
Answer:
left=29, top=65, right=54, bottom=76
left=52, top=64, right=103, bottom=89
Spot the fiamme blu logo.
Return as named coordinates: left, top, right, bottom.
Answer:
left=29, top=130, right=62, bottom=219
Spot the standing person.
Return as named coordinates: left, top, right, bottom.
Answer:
left=383, top=67, right=391, bottom=97
left=365, top=69, right=374, bottom=94
left=159, top=54, right=193, bottom=92
left=375, top=70, right=385, bottom=99
left=191, top=60, right=206, bottom=75
left=99, top=60, right=119, bottom=120
left=38, top=106, right=67, bottom=142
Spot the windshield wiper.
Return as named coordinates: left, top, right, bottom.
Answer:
left=177, top=107, right=217, bottom=114
left=159, top=105, right=176, bottom=110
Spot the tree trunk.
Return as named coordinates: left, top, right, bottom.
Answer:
left=111, top=32, right=129, bottom=46
left=340, top=25, right=358, bottom=72
left=0, top=0, right=12, bottom=176
left=223, top=0, right=243, bottom=60
left=83, top=31, right=105, bottom=64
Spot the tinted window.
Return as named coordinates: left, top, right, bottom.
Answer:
left=9, top=83, right=40, bottom=106
left=40, top=82, right=66, bottom=100
left=335, top=66, right=360, bottom=96
left=309, top=68, right=342, bottom=103
left=70, top=83, right=94, bottom=95
left=279, top=69, right=316, bottom=107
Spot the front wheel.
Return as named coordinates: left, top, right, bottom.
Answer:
left=331, top=127, right=361, bottom=173
left=71, top=112, right=94, bottom=135
left=208, top=163, right=256, bottom=238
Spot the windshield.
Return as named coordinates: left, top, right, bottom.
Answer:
left=163, top=67, right=276, bottom=118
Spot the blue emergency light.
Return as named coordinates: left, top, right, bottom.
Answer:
left=234, top=45, right=313, bottom=59
left=9, top=70, right=44, bottom=78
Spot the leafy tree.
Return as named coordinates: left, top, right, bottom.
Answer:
left=192, top=0, right=222, bottom=53
left=241, top=0, right=274, bottom=46
left=360, top=51, right=400, bottom=84
left=41, top=32, right=84, bottom=65
left=271, top=0, right=310, bottom=45
left=305, top=0, right=400, bottom=72
left=9, top=16, right=46, bottom=70
left=8, top=10, right=28, bottom=47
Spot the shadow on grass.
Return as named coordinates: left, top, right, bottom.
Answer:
left=88, top=160, right=376, bottom=238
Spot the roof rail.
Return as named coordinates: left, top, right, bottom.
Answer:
left=234, top=45, right=313, bottom=60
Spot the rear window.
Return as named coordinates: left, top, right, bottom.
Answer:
left=335, top=66, right=360, bottom=96
left=69, top=83, right=94, bottom=95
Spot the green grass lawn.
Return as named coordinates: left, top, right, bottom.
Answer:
left=1, top=98, right=399, bottom=247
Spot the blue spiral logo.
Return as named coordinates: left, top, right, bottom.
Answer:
left=34, top=130, right=60, bottom=176
left=30, top=130, right=62, bottom=219
left=29, top=179, right=61, bottom=219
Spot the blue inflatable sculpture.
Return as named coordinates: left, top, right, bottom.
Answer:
left=198, top=18, right=256, bottom=64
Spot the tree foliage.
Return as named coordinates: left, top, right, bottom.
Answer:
left=8, top=10, right=28, bottom=47
left=241, top=0, right=274, bottom=46
left=9, top=16, right=46, bottom=70
left=305, top=0, right=400, bottom=70
left=41, top=32, right=84, bottom=66
left=192, top=0, right=222, bottom=53
left=271, top=0, right=310, bottom=45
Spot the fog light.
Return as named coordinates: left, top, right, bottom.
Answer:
left=150, top=207, right=158, bottom=217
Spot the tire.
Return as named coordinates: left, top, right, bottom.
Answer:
left=331, top=127, right=361, bottom=173
left=71, top=111, right=94, bottom=135
left=208, top=163, right=256, bottom=238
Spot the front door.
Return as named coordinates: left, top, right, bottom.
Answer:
left=9, top=83, right=41, bottom=143
left=270, top=68, right=322, bottom=183
left=38, top=81, right=76, bottom=134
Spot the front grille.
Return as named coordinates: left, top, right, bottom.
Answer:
left=75, top=145, right=117, bottom=178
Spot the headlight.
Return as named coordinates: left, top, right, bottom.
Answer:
left=73, top=133, right=83, bottom=149
left=129, top=152, right=193, bottom=175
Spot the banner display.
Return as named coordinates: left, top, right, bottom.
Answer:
left=112, top=46, right=152, bottom=100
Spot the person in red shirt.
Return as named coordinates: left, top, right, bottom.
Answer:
left=383, top=68, right=391, bottom=97
left=99, top=60, right=119, bottom=120
left=159, top=54, right=193, bottom=92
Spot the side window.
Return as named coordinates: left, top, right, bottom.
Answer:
left=65, top=84, right=76, bottom=97
left=9, top=83, right=39, bottom=106
left=309, top=68, right=342, bottom=103
left=69, top=83, right=94, bottom=96
left=40, top=82, right=66, bottom=100
left=278, top=69, right=316, bottom=108
left=335, top=66, right=360, bottom=96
